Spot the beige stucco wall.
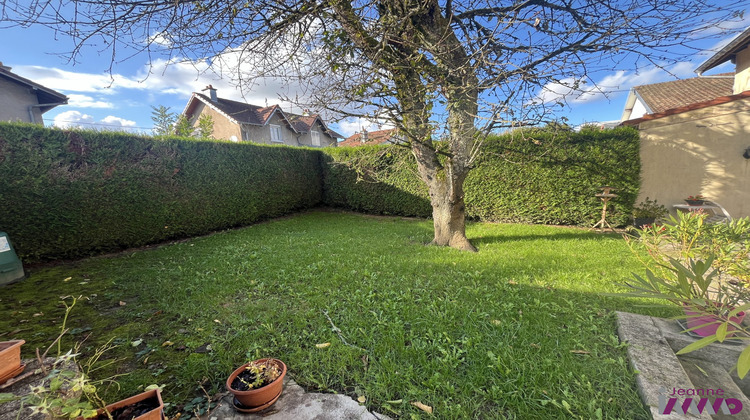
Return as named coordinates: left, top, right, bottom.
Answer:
left=637, top=98, right=750, bottom=218
left=734, top=47, right=750, bottom=94
left=0, top=78, right=43, bottom=123
left=189, top=103, right=241, bottom=141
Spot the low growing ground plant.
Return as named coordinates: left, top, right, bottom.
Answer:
left=1, top=211, right=654, bottom=419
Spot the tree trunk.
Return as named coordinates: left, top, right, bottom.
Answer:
left=411, top=142, right=477, bottom=252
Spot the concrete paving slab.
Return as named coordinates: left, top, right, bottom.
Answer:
left=616, top=311, right=710, bottom=419
left=203, top=377, right=392, bottom=420
left=652, top=316, right=750, bottom=397
left=679, top=356, right=750, bottom=420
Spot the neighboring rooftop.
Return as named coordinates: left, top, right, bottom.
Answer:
left=185, top=92, right=343, bottom=138
left=696, top=26, right=750, bottom=75
left=0, top=61, right=67, bottom=114
left=339, top=128, right=399, bottom=147
left=633, top=75, right=734, bottom=114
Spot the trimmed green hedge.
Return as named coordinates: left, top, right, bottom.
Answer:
left=0, top=123, right=639, bottom=262
left=322, top=126, right=640, bottom=226
left=321, top=146, right=432, bottom=217
left=0, top=123, right=322, bottom=262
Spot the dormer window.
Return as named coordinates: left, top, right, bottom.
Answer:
left=270, top=124, right=283, bottom=143
left=311, top=130, right=320, bottom=146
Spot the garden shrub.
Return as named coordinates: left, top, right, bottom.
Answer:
left=1, top=122, right=640, bottom=262
left=0, top=123, right=322, bottom=262
left=322, top=126, right=640, bottom=226
left=321, top=146, right=431, bottom=217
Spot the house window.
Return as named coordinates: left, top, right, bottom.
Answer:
left=311, top=130, right=321, bottom=146
left=270, top=124, right=283, bottom=143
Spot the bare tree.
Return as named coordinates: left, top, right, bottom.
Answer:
left=2, top=0, right=744, bottom=250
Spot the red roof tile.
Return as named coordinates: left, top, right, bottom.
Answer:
left=634, top=75, right=734, bottom=114
left=622, top=90, right=750, bottom=126
left=339, top=129, right=399, bottom=147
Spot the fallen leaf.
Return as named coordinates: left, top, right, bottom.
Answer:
left=530, top=343, right=540, bottom=349
left=491, top=320, right=502, bottom=326
left=162, top=341, right=174, bottom=347
left=119, top=301, right=127, bottom=306
left=385, top=399, right=403, bottom=404
left=357, top=395, right=366, bottom=403
left=570, top=350, right=590, bottom=355
left=214, top=319, right=221, bottom=324
left=508, top=280, right=518, bottom=285
left=32, top=313, right=43, bottom=317
left=131, top=339, right=143, bottom=347
left=411, top=401, right=433, bottom=414
left=315, top=342, right=331, bottom=349
left=63, top=277, right=72, bottom=282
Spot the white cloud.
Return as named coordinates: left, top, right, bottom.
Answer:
left=53, top=110, right=137, bottom=131
left=534, top=62, right=697, bottom=106
left=66, top=94, right=114, bottom=108
left=53, top=110, right=94, bottom=128
left=337, top=117, right=395, bottom=138
left=148, top=32, right=173, bottom=48
left=100, top=115, right=137, bottom=128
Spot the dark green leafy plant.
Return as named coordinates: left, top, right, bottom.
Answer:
left=632, top=197, right=668, bottom=219
left=623, top=212, right=750, bottom=377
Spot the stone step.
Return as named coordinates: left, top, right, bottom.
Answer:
left=679, top=356, right=750, bottom=419
left=616, top=311, right=711, bottom=419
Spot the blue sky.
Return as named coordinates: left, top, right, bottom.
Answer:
left=2, top=14, right=747, bottom=138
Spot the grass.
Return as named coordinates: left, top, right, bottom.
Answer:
left=1, top=210, right=659, bottom=419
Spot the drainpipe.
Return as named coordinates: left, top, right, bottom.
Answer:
left=28, top=102, right=67, bottom=124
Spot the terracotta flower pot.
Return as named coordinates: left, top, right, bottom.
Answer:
left=0, top=339, right=25, bottom=385
left=226, top=358, right=286, bottom=411
left=685, top=199, right=705, bottom=206
left=683, top=305, right=746, bottom=338
left=86, top=388, right=165, bottom=420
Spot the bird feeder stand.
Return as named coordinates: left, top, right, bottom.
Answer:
left=592, top=186, right=617, bottom=231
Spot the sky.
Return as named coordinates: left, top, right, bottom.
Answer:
left=1, top=10, right=748, bottom=139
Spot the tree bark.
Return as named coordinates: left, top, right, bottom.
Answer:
left=411, top=142, right=477, bottom=252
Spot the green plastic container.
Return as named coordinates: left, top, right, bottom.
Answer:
left=0, top=232, right=25, bottom=286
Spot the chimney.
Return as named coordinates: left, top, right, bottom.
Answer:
left=0, top=62, right=10, bottom=71
left=202, top=85, right=218, bottom=102
left=360, top=129, right=368, bottom=144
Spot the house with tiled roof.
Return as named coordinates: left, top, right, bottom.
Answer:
left=339, top=128, right=401, bottom=147
left=0, top=62, right=67, bottom=124
left=182, top=86, right=342, bottom=147
left=621, top=26, right=750, bottom=219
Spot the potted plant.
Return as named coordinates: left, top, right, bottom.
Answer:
left=226, top=358, right=286, bottom=413
left=623, top=257, right=746, bottom=337
left=87, top=386, right=164, bottom=420
left=0, top=297, right=166, bottom=420
left=0, top=339, right=25, bottom=385
left=621, top=212, right=750, bottom=378
left=632, top=197, right=668, bottom=228
left=685, top=194, right=706, bottom=206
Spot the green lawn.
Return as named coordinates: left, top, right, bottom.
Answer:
left=1, top=210, right=656, bottom=419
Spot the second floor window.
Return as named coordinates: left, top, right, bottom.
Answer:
left=311, top=130, right=321, bottom=146
left=270, top=124, right=283, bottom=142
